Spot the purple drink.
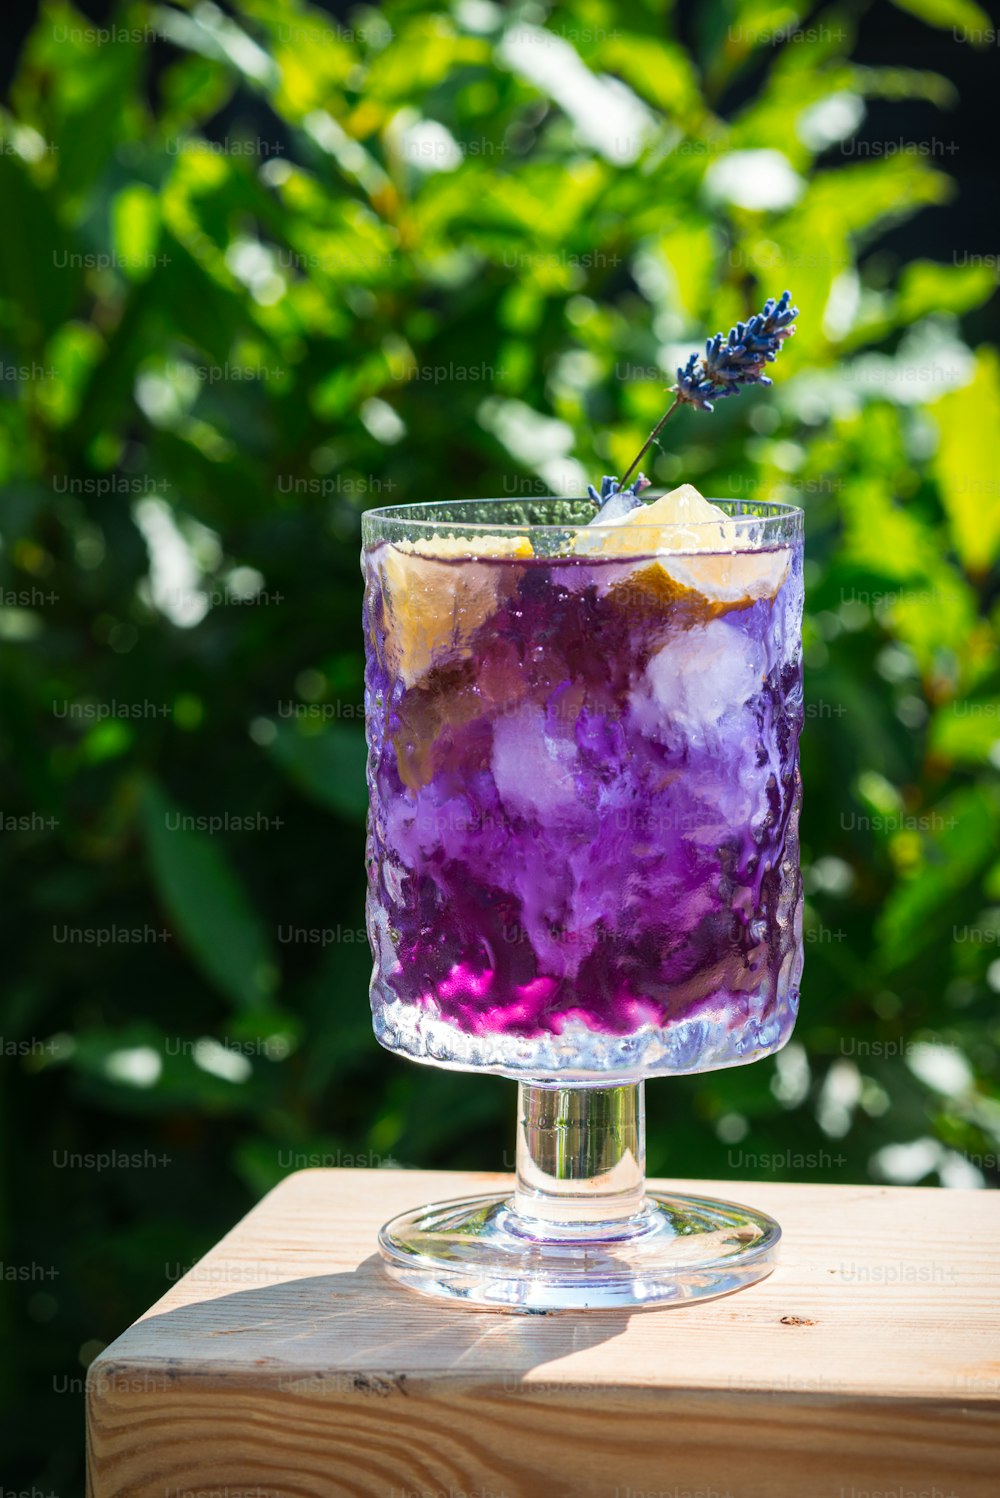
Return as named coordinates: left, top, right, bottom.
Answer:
left=363, top=495, right=803, bottom=1083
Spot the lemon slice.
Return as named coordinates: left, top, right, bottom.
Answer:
left=584, top=484, right=789, bottom=604
left=377, top=533, right=532, bottom=685
left=394, top=535, right=533, bottom=562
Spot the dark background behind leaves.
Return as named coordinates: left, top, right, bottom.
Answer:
left=2, top=0, right=999, bottom=1489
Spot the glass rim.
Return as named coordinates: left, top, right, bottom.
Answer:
left=362, top=496, right=804, bottom=535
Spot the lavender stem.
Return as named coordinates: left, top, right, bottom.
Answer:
left=617, top=397, right=681, bottom=492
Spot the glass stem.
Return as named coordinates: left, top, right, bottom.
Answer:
left=513, top=1082, right=646, bottom=1233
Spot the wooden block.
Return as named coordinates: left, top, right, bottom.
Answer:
left=87, top=1169, right=1000, bottom=1498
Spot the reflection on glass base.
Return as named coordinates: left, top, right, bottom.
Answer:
left=378, top=1191, right=780, bottom=1311
left=373, top=993, right=798, bottom=1084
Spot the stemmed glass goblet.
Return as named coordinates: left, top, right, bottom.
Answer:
left=362, top=494, right=803, bottom=1309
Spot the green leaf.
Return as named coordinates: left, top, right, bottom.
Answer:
left=14, top=1, right=145, bottom=208
left=877, top=787, right=1000, bottom=967
left=852, top=64, right=958, bottom=109
left=593, top=33, right=702, bottom=120
left=0, top=153, right=81, bottom=348
left=310, top=352, right=394, bottom=420
left=839, top=476, right=936, bottom=580
left=269, top=13, right=357, bottom=118
left=153, top=1, right=278, bottom=90
left=265, top=721, right=369, bottom=822
left=655, top=222, right=717, bottom=323
left=364, top=18, right=489, bottom=102
left=889, top=0, right=991, bottom=36
left=38, top=320, right=105, bottom=426
left=159, top=53, right=236, bottom=132
left=112, top=184, right=162, bottom=283
left=889, top=570, right=978, bottom=672
left=897, top=260, right=998, bottom=323
left=140, top=779, right=277, bottom=1009
left=932, top=348, right=1000, bottom=576
left=704, top=0, right=810, bottom=90
left=930, top=702, right=1000, bottom=766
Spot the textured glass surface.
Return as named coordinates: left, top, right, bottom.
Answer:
left=362, top=498, right=804, bottom=1082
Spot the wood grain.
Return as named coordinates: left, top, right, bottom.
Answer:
left=87, top=1169, right=1000, bottom=1498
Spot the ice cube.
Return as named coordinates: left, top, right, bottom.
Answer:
left=578, top=485, right=733, bottom=555
left=631, top=617, right=765, bottom=749
left=491, top=703, right=579, bottom=818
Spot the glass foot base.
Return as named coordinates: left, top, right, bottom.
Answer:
left=378, top=1191, right=780, bottom=1311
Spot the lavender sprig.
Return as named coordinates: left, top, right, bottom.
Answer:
left=608, top=290, right=798, bottom=499
left=675, top=290, right=798, bottom=411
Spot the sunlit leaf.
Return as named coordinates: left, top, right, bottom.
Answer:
left=888, top=0, right=990, bottom=35
left=839, top=475, right=935, bottom=580
left=112, top=184, right=162, bottom=283
left=365, top=17, right=490, bottom=101
left=851, top=64, right=958, bottom=108
left=655, top=222, right=717, bottom=323
left=793, top=157, right=952, bottom=244
left=930, top=702, right=1000, bottom=766
left=153, top=1, right=279, bottom=88
left=38, top=320, right=105, bottom=426
left=897, top=260, right=998, bottom=323
left=932, top=348, right=1000, bottom=576
left=593, top=33, right=702, bottom=120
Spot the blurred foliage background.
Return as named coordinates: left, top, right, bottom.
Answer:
left=2, top=0, right=1000, bottom=1488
